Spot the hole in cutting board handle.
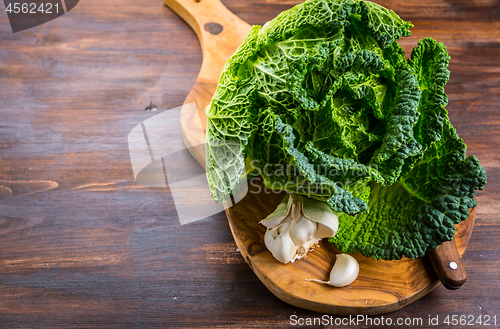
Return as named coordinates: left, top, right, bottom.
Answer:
left=204, top=22, right=223, bottom=35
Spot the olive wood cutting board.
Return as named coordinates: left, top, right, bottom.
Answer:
left=163, top=0, right=476, bottom=315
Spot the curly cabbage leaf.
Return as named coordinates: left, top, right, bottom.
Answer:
left=205, top=0, right=487, bottom=260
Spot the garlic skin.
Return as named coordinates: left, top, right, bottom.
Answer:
left=307, top=254, right=360, bottom=287
left=261, top=194, right=338, bottom=264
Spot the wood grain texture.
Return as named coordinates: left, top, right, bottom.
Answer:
left=0, top=0, right=499, bottom=327
left=225, top=183, right=476, bottom=315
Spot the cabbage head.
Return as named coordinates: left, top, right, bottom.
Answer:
left=205, top=0, right=487, bottom=260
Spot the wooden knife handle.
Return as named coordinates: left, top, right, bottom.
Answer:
left=427, top=239, right=467, bottom=290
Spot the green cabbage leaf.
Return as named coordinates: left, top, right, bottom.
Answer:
left=205, top=0, right=487, bottom=260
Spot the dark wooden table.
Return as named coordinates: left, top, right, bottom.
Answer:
left=1, top=0, right=499, bottom=328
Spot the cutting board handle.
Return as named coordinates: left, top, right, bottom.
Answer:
left=164, top=0, right=252, bottom=144
left=163, top=0, right=251, bottom=65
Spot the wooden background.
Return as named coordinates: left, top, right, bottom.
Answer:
left=0, top=0, right=499, bottom=328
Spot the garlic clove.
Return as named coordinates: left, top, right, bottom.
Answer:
left=277, top=219, right=291, bottom=234
left=301, top=196, right=332, bottom=219
left=302, top=197, right=338, bottom=238
left=289, top=215, right=317, bottom=246
left=307, top=253, right=359, bottom=287
left=328, top=254, right=359, bottom=287
left=264, top=226, right=297, bottom=264
left=314, top=221, right=338, bottom=240
left=260, top=194, right=292, bottom=228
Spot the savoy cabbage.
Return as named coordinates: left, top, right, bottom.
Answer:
left=205, top=0, right=487, bottom=260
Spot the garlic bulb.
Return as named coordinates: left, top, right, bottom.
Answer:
left=307, top=253, right=360, bottom=287
left=260, top=194, right=338, bottom=264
